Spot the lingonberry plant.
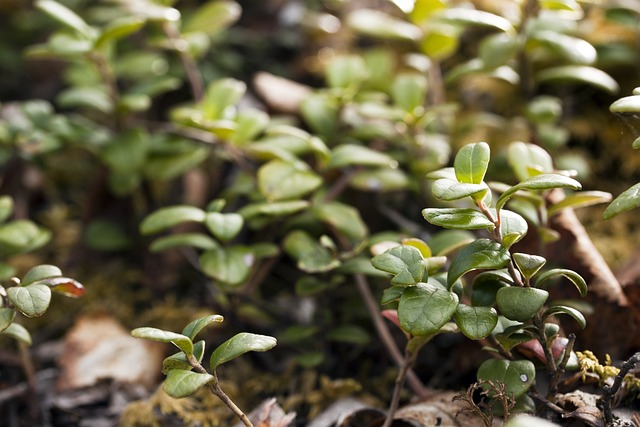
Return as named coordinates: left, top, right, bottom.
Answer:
left=132, top=315, right=276, bottom=427
left=372, top=140, right=610, bottom=422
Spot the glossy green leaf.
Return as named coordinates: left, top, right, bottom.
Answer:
left=300, top=93, right=339, bottom=138
left=95, top=16, right=145, bottom=49
left=472, top=280, right=505, bottom=307
left=479, top=33, right=519, bottom=68
left=421, top=25, right=460, bottom=61
left=496, top=174, right=581, bottom=210
left=326, top=55, right=368, bottom=89
left=232, top=109, right=270, bottom=144
left=603, top=182, right=640, bottom=219
left=36, top=0, right=93, bottom=37
left=131, top=327, right=194, bottom=356
left=182, top=315, right=224, bottom=340
left=525, top=96, right=563, bottom=125
left=512, top=253, right=546, bottom=280
left=162, top=340, right=206, bottom=375
left=434, top=8, right=515, bottom=33
left=477, top=359, right=535, bottom=398
left=210, top=332, right=277, bottom=370
left=182, top=1, right=241, bottom=37
left=314, top=202, right=368, bottom=244
left=499, top=210, right=528, bottom=249
left=204, top=212, right=243, bottom=242
left=238, top=200, right=310, bottom=220
left=496, top=287, right=549, bottom=321
left=150, top=233, right=219, bottom=252
left=548, top=191, right=612, bottom=216
left=350, top=168, right=410, bottom=192
left=163, top=369, right=214, bottom=398
left=0, top=322, right=32, bottom=345
left=0, top=196, right=13, bottom=223
left=422, top=208, right=494, bottom=230
left=534, top=268, right=587, bottom=297
left=201, top=78, right=245, bottom=120
left=428, top=230, right=475, bottom=256
left=391, top=73, right=427, bottom=112
left=398, top=282, right=459, bottom=336
left=258, top=160, right=322, bottom=201
left=0, top=308, right=15, bottom=333
left=508, top=142, right=554, bottom=181
left=7, top=285, right=51, bottom=318
left=543, top=305, right=586, bottom=329
left=447, top=239, right=511, bottom=288
left=199, top=246, right=254, bottom=286
left=431, top=179, right=488, bottom=201
left=610, top=95, right=640, bottom=114
left=283, top=230, right=339, bottom=273
left=346, top=9, right=422, bottom=42
left=327, top=144, right=394, bottom=169
left=140, top=206, right=206, bottom=235
left=529, top=30, right=596, bottom=64
left=57, top=87, right=113, bottom=113
left=22, top=265, right=62, bottom=286
left=371, top=245, right=425, bottom=286
left=454, top=142, right=490, bottom=184
left=454, top=305, right=498, bottom=339
left=536, top=66, right=619, bottom=95
left=381, top=286, right=405, bottom=305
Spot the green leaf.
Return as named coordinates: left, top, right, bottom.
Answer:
left=346, top=9, right=422, bottom=42
left=283, top=230, right=340, bottom=273
left=258, top=160, right=322, bottom=201
left=57, top=86, right=113, bottom=114
left=182, top=315, right=224, bottom=341
left=150, top=233, right=220, bottom=252
left=232, top=109, right=270, bottom=144
left=479, top=33, right=519, bottom=68
left=422, top=208, right=494, bottom=230
left=496, top=174, right=581, bottom=210
left=447, top=239, right=511, bottom=288
left=36, top=0, right=93, bottom=37
left=350, top=168, right=410, bottom=192
left=534, top=268, right=587, bottom=297
left=496, top=287, right=549, bottom=322
left=7, top=285, right=51, bottom=318
left=508, top=142, right=553, bottom=181
left=512, top=253, right=546, bottom=280
left=140, top=206, right=206, bottom=235
left=528, top=30, right=596, bottom=65
left=431, top=178, right=488, bottom=201
left=95, top=16, right=145, bottom=49
left=0, top=196, right=13, bottom=223
left=327, top=144, right=394, bottom=169
left=300, top=93, right=339, bottom=138
left=548, top=191, right=612, bottom=216
left=454, top=142, right=490, bottom=184
left=314, top=202, right=368, bottom=244
left=434, top=8, right=515, bottom=33
left=327, top=325, right=370, bottom=345
left=199, top=246, right=254, bottom=286
left=420, top=25, right=460, bottom=61
left=428, top=230, right=476, bottom=256
left=182, top=1, right=241, bottom=37
left=201, top=78, right=246, bottom=120
left=391, top=73, right=427, bottom=112
left=371, top=245, right=426, bottom=286
left=0, top=308, right=16, bottom=332
left=204, top=212, right=243, bottom=242
left=477, top=359, right=535, bottom=398
left=398, top=282, right=459, bottom=336
left=633, top=137, right=640, bottom=150
left=210, top=332, right=277, bottom=370
left=0, top=322, right=32, bottom=345
left=536, top=66, right=619, bottom=95
left=603, top=182, right=640, bottom=219
left=131, top=327, right=194, bottom=356
left=543, top=305, right=586, bottom=329
left=381, top=286, right=405, bottom=305
left=326, top=55, right=368, bottom=89
left=22, top=265, right=62, bottom=286
left=163, top=369, right=214, bottom=398
left=238, top=200, right=309, bottom=220
left=0, top=220, right=51, bottom=255
left=610, top=95, right=640, bottom=114
left=162, top=340, right=206, bottom=375
left=525, top=96, right=563, bottom=125
left=453, top=304, right=498, bottom=339
left=499, top=210, right=528, bottom=249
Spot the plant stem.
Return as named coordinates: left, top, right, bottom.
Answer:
left=162, top=22, right=204, bottom=102
left=602, top=352, right=640, bottom=426
left=382, top=346, right=418, bottom=427
left=533, top=314, right=560, bottom=398
left=354, top=274, right=429, bottom=398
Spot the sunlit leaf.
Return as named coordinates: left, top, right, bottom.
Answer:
left=326, top=55, right=368, bottom=89
left=496, top=287, right=549, bottom=322
left=327, top=144, right=394, bottom=169
left=95, top=16, right=145, bottom=49
left=346, top=9, right=422, bottom=41
left=548, top=191, right=612, bottom=216
left=258, top=160, right=322, bottom=201
left=204, top=212, right=243, bottom=242
left=201, top=78, right=245, bottom=120
left=508, top=142, right=553, bottom=181
left=447, top=239, right=510, bottom=288
left=283, top=230, right=339, bottom=273
left=433, top=8, right=515, bottom=33
left=238, top=200, right=310, bottom=220
left=543, top=305, right=586, bottom=328
left=603, top=182, right=640, bottom=219
left=610, top=95, right=640, bottom=114
left=7, top=285, right=51, bottom=318
left=163, top=369, right=214, bottom=398
left=162, top=340, right=206, bottom=375
left=496, top=174, right=581, bottom=210
left=479, top=33, right=519, bottom=68
left=210, top=332, right=276, bottom=370
left=431, top=178, right=488, bottom=201
left=199, top=246, right=254, bottom=286
left=499, top=210, right=528, bottom=249
left=528, top=30, right=596, bottom=65
left=150, top=233, right=220, bottom=252
left=477, top=359, right=535, bottom=398
left=0, top=196, right=13, bottom=223
left=391, top=73, right=428, bottom=112
left=36, top=0, right=93, bottom=37
left=0, top=308, right=15, bottom=333
left=140, top=206, right=206, bottom=235
left=454, top=142, right=490, bottom=184
left=182, top=1, right=241, bottom=37
left=182, top=315, right=224, bottom=340
left=0, top=322, right=32, bottom=345
left=422, top=208, right=495, bottom=230
left=453, top=304, right=498, bottom=339
left=428, top=230, right=476, bottom=256
left=22, top=265, right=62, bottom=286
left=398, top=282, right=458, bottom=336
left=536, top=66, right=619, bottom=95
left=534, top=268, right=587, bottom=297
left=512, top=253, right=546, bottom=280
left=371, top=245, right=425, bottom=286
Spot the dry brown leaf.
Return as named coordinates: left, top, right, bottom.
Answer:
left=253, top=71, right=312, bottom=114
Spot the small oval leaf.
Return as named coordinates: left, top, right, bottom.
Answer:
left=447, top=239, right=511, bottom=288
left=603, top=182, right=640, bottom=220
left=454, top=142, right=490, bottom=184
left=398, top=282, right=459, bottom=336
left=210, top=332, right=277, bottom=370
left=477, top=359, right=535, bottom=398
left=131, top=327, right=194, bottom=356
left=163, top=369, right=214, bottom=398
left=496, top=174, right=581, bottom=210
left=543, top=305, right=586, bottom=329
left=181, top=315, right=224, bottom=341
left=140, top=206, right=206, bottom=235
left=371, top=245, right=426, bottom=286
left=496, top=287, right=549, bottom=322
left=453, top=304, right=498, bottom=339
left=534, top=268, right=587, bottom=297
left=422, top=208, right=495, bottom=230
left=22, top=264, right=62, bottom=286
left=7, top=284, right=52, bottom=318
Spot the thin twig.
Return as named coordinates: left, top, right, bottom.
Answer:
left=602, top=352, right=640, bottom=426
left=382, top=347, right=418, bottom=427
